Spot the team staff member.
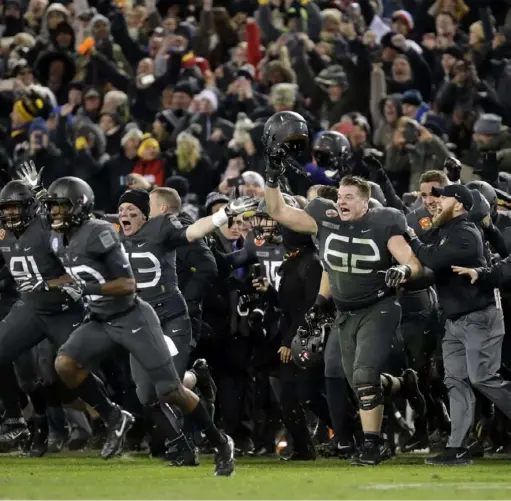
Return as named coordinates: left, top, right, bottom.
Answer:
left=406, top=184, right=511, bottom=466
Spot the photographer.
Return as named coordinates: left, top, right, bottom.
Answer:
left=385, top=116, right=451, bottom=193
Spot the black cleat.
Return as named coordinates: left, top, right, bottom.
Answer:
left=402, top=429, right=430, bottom=453
left=0, top=418, right=30, bottom=444
left=280, top=445, right=317, bottom=461
left=168, top=446, right=200, bottom=467
left=191, top=359, right=217, bottom=416
left=425, top=447, right=472, bottom=466
left=401, top=369, right=427, bottom=418
left=352, top=441, right=381, bottom=466
left=100, top=408, right=135, bottom=460
left=68, top=427, right=90, bottom=451
left=48, top=431, right=68, bottom=453
left=379, top=440, right=394, bottom=462
left=26, top=417, right=49, bottom=458
left=214, top=435, right=235, bottom=476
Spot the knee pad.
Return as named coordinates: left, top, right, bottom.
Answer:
left=355, top=385, right=384, bottom=411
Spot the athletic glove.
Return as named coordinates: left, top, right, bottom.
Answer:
left=17, top=160, right=46, bottom=200
left=211, top=196, right=260, bottom=228
left=16, top=278, right=49, bottom=293
left=264, top=152, right=286, bottom=188
left=385, top=264, right=411, bottom=288
left=443, top=156, right=462, bottom=183
left=59, top=282, right=84, bottom=302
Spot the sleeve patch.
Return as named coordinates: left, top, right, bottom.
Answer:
left=99, top=230, right=116, bottom=250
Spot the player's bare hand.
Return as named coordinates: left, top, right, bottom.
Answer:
left=451, top=266, right=479, bottom=284
left=278, top=346, right=293, bottom=363
left=127, top=173, right=151, bottom=190
left=252, top=277, right=269, bottom=293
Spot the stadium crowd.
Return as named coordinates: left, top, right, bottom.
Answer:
left=2, top=0, right=511, bottom=472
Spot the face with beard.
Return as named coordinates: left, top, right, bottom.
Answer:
left=433, top=196, right=462, bottom=226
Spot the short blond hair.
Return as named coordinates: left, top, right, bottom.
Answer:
left=151, top=187, right=181, bottom=214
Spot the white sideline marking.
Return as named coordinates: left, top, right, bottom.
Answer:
left=363, top=483, right=511, bottom=490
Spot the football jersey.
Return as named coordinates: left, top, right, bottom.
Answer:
left=406, top=206, right=438, bottom=244
left=52, top=219, right=134, bottom=317
left=244, top=231, right=285, bottom=289
left=305, top=197, right=406, bottom=311
left=117, top=215, right=189, bottom=321
left=0, top=215, right=72, bottom=314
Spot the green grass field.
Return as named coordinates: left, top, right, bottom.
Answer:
left=2, top=452, right=511, bottom=499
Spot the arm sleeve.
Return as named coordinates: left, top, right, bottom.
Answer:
left=180, top=240, right=218, bottom=303
left=477, top=257, right=511, bottom=287
left=86, top=224, right=133, bottom=279
left=483, top=223, right=510, bottom=259
left=162, top=215, right=189, bottom=251
left=409, top=228, right=478, bottom=271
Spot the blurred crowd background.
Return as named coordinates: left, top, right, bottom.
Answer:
left=3, top=0, right=511, bottom=214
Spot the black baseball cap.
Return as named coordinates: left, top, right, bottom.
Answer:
left=431, top=184, right=473, bottom=211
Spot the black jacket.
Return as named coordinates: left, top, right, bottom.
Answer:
left=175, top=212, right=218, bottom=318
left=409, top=215, right=495, bottom=320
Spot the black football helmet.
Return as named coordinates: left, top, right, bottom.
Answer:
left=44, top=177, right=94, bottom=232
left=262, top=111, right=309, bottom=158
left=0, top=180, right=37, bottom=231
left=465, top=180, right=497, bottom=218
left=468, top=189, right=491, bottom=223
left=367, top=181, right=386, bottom=206
left=313, top=131, right=351, bottom=174
left=253, top=194, right=298, bottom=243
left=291, top=310, right=333, bottom=369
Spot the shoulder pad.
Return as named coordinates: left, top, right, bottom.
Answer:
left=305, top=197, right=338, bottom=221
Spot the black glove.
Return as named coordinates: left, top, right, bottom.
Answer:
left=443, top=156, right=462, bottom=183
left=265, top=152, right=286, bottom=188
left=308, top=294, right=333, bottom=319
left=362, top=152, right=386, bottom=183
left=385, top=264, right=411, bottom=288
left=17, top=278, right=49, bottom=293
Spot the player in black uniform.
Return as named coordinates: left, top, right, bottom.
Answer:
left=262, top=110, right=423, bottom=465
left=0, top=176, right=129, bottom=458
left=45, top=176, right=257, bottom=475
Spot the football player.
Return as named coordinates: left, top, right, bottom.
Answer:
left=262, top=111, right=423, bottom=465
left=44, top=176, right=257, bottom=475
left=0, top=173, right=127, bottom=459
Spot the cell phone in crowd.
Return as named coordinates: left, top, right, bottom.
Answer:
left=227, top=176, right=245, bottom=188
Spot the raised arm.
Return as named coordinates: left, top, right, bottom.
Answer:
left=265, top=185, right=318, bottom=235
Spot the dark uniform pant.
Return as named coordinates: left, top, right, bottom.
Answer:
left=161, top=314, right=192, bottom=381
left=58, top=298, right=181, bottom=406
left=443, top=305, right=511, bottom=448
left=336, top=296, right=401, bottom=389
left=0, top=301, right=83, bottom=367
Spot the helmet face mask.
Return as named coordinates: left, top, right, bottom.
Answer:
left=45, top=199, right=74, bottom=232
left=0, top=180, right=37, bottom=232
left=45, top=177, right=95, bottom=232
left=291, top=314, right=332, bottom=369
left=253, top=213, right=282, bottom=244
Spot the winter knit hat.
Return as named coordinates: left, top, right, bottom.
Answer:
left=118, top=189, right=150, bottom=218
left=137, top=134, right=161, bottom=157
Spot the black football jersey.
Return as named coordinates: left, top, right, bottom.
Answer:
left=406, top=206, right=439, bottom=244
left=305, top=198, right=406, bottom=310
left=244, top=231, right=285, bottom=289
left=118, top=215, right=189, bottom=321
left=0, top=215, right=72, bottom=314
left=53, top=219, right=134, bottom=317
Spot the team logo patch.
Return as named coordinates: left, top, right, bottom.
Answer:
left=0, top=229, right=5, bottom=240
left=325, top=209, right=338, bottom=218
left=113, top=223, right=121, bottom=233
left=52, top=237, right=59, bottom=253
left=419, top=217, right=432, bottom=230
left=255, top=238, right=265, bottom=247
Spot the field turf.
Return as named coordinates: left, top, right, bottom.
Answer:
left=2, top=452, right=511, bottom=499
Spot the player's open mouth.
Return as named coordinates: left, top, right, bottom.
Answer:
left=120, top=218, right=132, bottom=232
left=340, top=208, right=350, bottom=216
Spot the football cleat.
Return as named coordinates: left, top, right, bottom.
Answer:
left=0, top=418, right=30, bottom=444
left=214, top=435, right=235, bottom=477
left=26, top=416, right=49, bottom=458
left=351, top=441, right=381, bottom=466
left=425, top=447, right=472, bottom=466
left=100, top=408, right=135, bottom=460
